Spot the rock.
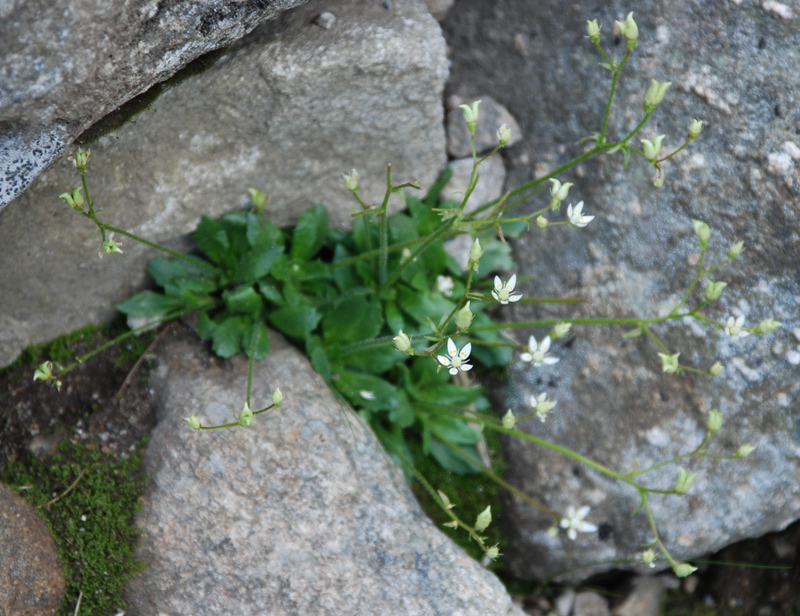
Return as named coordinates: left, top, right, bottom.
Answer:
left=425, top=0, right=456, bottom=21
left=441, top=0, right=800, bottom=580
left=0, top=484, right=65, bottom=616
left=612, top=576, right=666, bottom=616
left=0, top=0, right=448, bottom=369
left=446, top=95, right=522, bottom=158
left=0, top=0, right=308, bottom=208
left=441, top=155, right=506, bottom=212
left=125, top=327, right=524, bottom=616
left=572, top=591, right=610, bottom=616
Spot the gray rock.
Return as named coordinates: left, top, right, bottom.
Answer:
left=125, top=327, right=524, bottom=616
left=441, top=0, right=800, bottom=580
left=0, top=0, right=309, bottom=208
left=612, top=576, right=666, bottom=616
left=0, top=484, right=65, bottom=616
left=441, top=155, right=506, bottom=212
left=573, top=591, right=610, bottom=616
left=0, top=0, right=448, bottom=369
left=425, top=0, right=455, bottom=21
left=446, top=95, right=522, bottom=158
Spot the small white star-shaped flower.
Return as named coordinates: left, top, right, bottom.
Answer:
left=531, top=392, right=557, bottom=422
left=567, top=201, right=595, bottom=227
left=559, top=505, right=598, bottom=540
left=436, top=338, right=473, bottom=375
left=436, top=275, right=455, bottom=296
left=359, top=390, right=376, bottom=400
left=520, top=335, right=559, bottom=366
left=724, top=316, right=750, bottom=338
left=492, top=274, right=523, bottom=304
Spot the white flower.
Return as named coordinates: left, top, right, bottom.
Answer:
left=567, top=201, right=595, bottom=227
left=436, top=338, right=473, bottom=375
left=359, top=390, right=376, bottom=400
left=559, top=505, right=598, bottom=540
left=436, top=275, right=455, bottom=296
left=492, top=274, right=523, bottom=304
left=724, top=316, right=750, bottom=338
left=531, top=392, right=557, bottom=422
left=520, top=335, right=559, bottom=366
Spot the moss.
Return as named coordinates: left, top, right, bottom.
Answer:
left=2, top=438, right=148, bottom=616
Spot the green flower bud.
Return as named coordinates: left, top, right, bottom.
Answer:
left=343, top=169, right=359, bottom=193
left=641, top=548, right=657, bottom=568
left=705, top=280, right=727, bottom=302
left=248, top=188, right=267, bottom=213
left=673, top=466, right=697, bottom=495
left=549, top=178, right=573, bottom=202
left=459, top=100, right=481, bottom=135
left=658, top=352, right=680, bottom=374
left=272, top=388, right=284, bottom=408
left=502, top=409, right=517, bottom=430
left=536, top=215, right=549, bottom=231
left=468, top=238, right=483, bottom=269
left=474, top=505, right=492, bottom=532
left=437, top=490, right=455, bottom=510
left=393, top=330, right=413, bottom=354
left=707, top=410, right=723, bottom=435
left=644, top=79, right=672, bottom=112
left=184, top=415, right=201, bottom=430
left=692, top=220, right=711, bottom=248
left=754, top=318, right=781, bottom=334
left=615, top=12, right=638, bottom=48
left=70, top=147, right=90, bottom=172
left=485, top=544, right=501, bottom=560
left=688, top=119, right=704, bottom=141
left=736, top=444, right=755, bottom=458
left=33, top=361, right=54, bottom=383
left=709, top=361, right=723, bottom=377
left=728, top=241, right=744, bottom=259
left=653, top=175, right=664, bottom=188
left=497, top=124, right=512, bottom=147
left=586, top=19, right=601, bottom=43
left=456, top=301, right=474, bottom=332
left=238, top=402, right=254, bottom=428
left=641, top=135, right=665, bottom=163
left=673, top=563, right=698, bottom=578
left=100, top=233, right=123, bottom=256
left=551, top=321, right=572, bottom=339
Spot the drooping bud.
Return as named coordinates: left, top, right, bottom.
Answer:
left=673, top=563, right=698, bottom=578
left=485, top=544, right=501, bottom=560
left=707, top=410, right=723, bottom=435
left=586, top=19, right=601, bottom=43
left=688, top=119, right=704, bottom=141
left=549, top=178, right=573, bottom=209
left=641, top=135, right=665, bottom=163
left=456, top=301, right=474, bottom=332
left=248, top=188, right=267, bottom=213
left=272, top=388, right=284, bottom=408
left=70, top=147, right=90, bottom=172
left=343, top=169, right=359, bottom=193
left=658, top=352, right=680, bottom=374
left=393, top=330, right=413, bottom=354
left=238, top=402, right=254, bottom=427
left=99, top=233, right=123, bottom=257
left=536, top=215, right=549, bottom=231
left=641, top=548, right=657, bottom=568
left=33, top=361, right=54, bottom=383
left=754, top=318, right=782, bottom=334
left=502, top=409, right=517, bottom=430
left=709, top=361, right=723, bottom=377
left=474, top=506, right=492, bottom=532
left=615, top=12, right=638, bottom=48
left=468, top=238, right=483, bottom=270
left=673, top=466, right=697, bottom=495
left=184, top=415, right=201, bottom=430
left=437, top=490, right=455, bottom=510
left=497, top=124, right=512, bottom=147
left=736, top=444, right=755, bottom=458
left=705, top=280, right=727, bottom=302
left=459, top=100, right=481, bottom=135
left=692, top=220, right=711, bottom=248
left=551, top=321, right=572, bottom=339
left=728, top=241, right=744, bottom=259
left=644, top=79, right=672, bottom=112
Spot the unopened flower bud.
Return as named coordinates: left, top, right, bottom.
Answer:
left=70, top=147, right=90, bottom=172
left=100, top=233, right=123, bottom=256
left=33, top=361, right=54, bottom=383
left=754, top=318, right=781, bottom=334
left=707, top=410, right=723, bottom=435
left=485, top=544, right=501, bottom=560
left=393, top=330, right=413, bottom=353
left=709, top=361, right=723, bottom=377
left=658, top=352, right=680, bottom=374
left=468, top=238, right=483, bottom=269
left=644, top=79, right=672, bottom=112
left=238, top=402, right=254, bottom=427
left=692, top=220, right=711, bottom=248
left=641, top=135, right=665, bottom=163
left=587, top=19, right=601, bottom=43
left=459, top=100, right=481, bottom=135
left=184, top=415, right=201, bottom=430
left=456, top=301, right=474, bottom=332
left=673, top=563, right=698, bottom=578
left=497, top=124, right=512, bottom=147
left=437, top=490, right=455, bottom=510
left=536, top=215, right=549, bottom=231
left=343, top=169, right=359, bottom=193
left=673, top=466, right=697, bottom=495
left=705, top=280, right=727, bottom=302
left=688, top=119, right=704, bottom=141
left=728, top=241, right=744, bottom=259
left=653, top=175, right=664, bottom=188
left=549, top=178, right=573, bottom=202
left=615, top=12, right=638, bottom=48
left=502, top=409, right=517, bottom=430
left=248, top=188, right=267, bottom=212
left=642, top=548, right=657, bottom=568
left=474, top=506, right=492, bottom=532
left=551, top=321, right=572, bottom=339
left=272, top=388, right=284, bottom=407
left=546, top=524, right=559, bottom=537
left=736, top=444, right=755, bottom=458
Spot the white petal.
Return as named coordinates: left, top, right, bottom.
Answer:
left=543, top=356, right=559, bottom=365
left=576, top=505, right=591, bottom=518
left=567, top=203, right=574, bottom=218
left=568, top=528, right=578, bottom=540
left=540, top=336, right=552, bottom=352
left=437, top=355, right=451, bottom=367
left=559, top=518, right=569, bottom=529
left=447, top=338, right=458, bottom=357
left=520, top=352, right=533, bottom=363
left=580, top=522, right=598, bottom=533
left=510, top=293, right=522, bottom=302
left=449, top=367, right=459, bottom=376
left=461, top=363, right=473, bottom=372
left=507, top=274, right=517, bottom=291
left=491, top=290, right=499, bottom=301
left=528, top=335, right=538, bottom=351
left=574, top=201, right=584, bottom=215
left=494, top=275, right=503, bottom=291
left=500, top=299, right=509, bottom=305
left=460, top=342, right=472, bottom=360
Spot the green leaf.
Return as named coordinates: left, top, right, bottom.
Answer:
left=429, top=438, right=481, bottom=474
left=222, top=285, right=263, bottom=315
left=147, top=258, right=187, bottom=287
left=624, top=327, right=643, bottom=338
left=342, top=344, right=404, bottom=374
left=243, top=321, right=270, bottom=360
left=290, top=259, right=331, bottom=281
left=268, top=305, right=321, bottom=339
left=306, top=334, right=331, bottom=382
left=247, top=213, right=284, bottom=249
left=291, top=206, right=328, bottom=261
left=336, top=371, right=413, bottom=426
left=388, top=214, right=419, bottom=244
left=220, top=211, right=250, bottom=259
left=322, top=294, right=382, bottom=346
left=599, top=62, right=614, bottom=71
left=499, top=219, right=528, bottom=239
left=396, top=285, right=455, bottom=328
left=194, top=216, right=230, bottom=266
left=195, top=310, right=216, bottom=339
left=384, top=301, right=405, bottom=333
left=622, top=147, right=632, bottom=169
left=212, top=316, right=247, bottom=358
left=475, top=238, right=513, bottom=277
left=258, top=281, right=284, bottom=306
left=117, top=292, right=182, bottom=318
left=232, top=245, right=284, bottom=283
left=332, top=245, right=359, bottom=293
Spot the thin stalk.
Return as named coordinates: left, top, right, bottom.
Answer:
left=599, top=48, right=631, bottom=143
left=379, top=164, right=394, bottom=286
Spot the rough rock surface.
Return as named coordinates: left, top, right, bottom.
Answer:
left=0, top=483, right=65, bottom=616
left=125, top=327, right=524, bottom=616
left=442, top=0, right=800, bottom=580
left=446, top=95, right=523, bottom=158
left=0, top=0, right=309, bottom=208
left=441, top=155, right=506, bottom=213
left=0, top=0, right=448, bottom=369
